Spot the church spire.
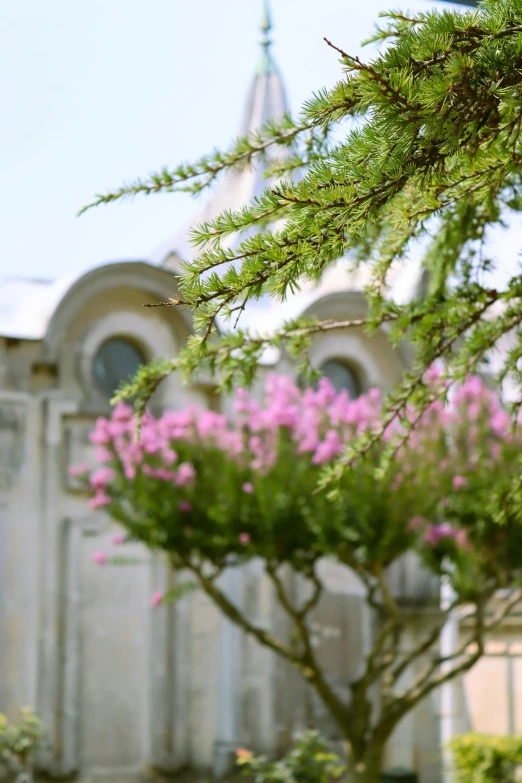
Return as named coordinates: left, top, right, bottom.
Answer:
left=241, top=0, right=287, bottom=135
left=153, top=0, right=289, bottom=268
left=257, top=0, right=277, bottom=76
left=260, top=0, right=271, bottom=42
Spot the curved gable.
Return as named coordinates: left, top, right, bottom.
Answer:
left=43, top=261, right=191, bottom=360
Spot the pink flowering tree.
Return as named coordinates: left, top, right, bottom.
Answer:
left=77, top=372, right=522, bottom=783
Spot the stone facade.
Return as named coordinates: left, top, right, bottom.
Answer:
left=1, top=8, right=521, bottom=782
left=1, top=258, right=519, bottom=783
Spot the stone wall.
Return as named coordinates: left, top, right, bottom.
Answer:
left=1, top=266, right=518, bottom=782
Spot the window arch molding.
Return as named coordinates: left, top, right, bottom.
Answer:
left=76, top=311, right=167, bottom=406
left=92, top=336, right=146, bottom=399
left=294, top=291, right=408, bottom=394
left=318, top=357, right=362, bottom=398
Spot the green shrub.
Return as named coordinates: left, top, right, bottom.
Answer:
left=451, top=734, right=522, bottom=783
left=235, top=730, right=346, bottom=783
left=0, top=709, right=45, bottom=782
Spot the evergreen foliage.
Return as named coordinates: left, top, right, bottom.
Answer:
left=84, top=0, right=522, bottom=489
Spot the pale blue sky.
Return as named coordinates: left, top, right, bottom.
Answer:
left=0, top=0, right=475, bottom=281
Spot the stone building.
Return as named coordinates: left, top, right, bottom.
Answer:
left=0, top=6, right=520, bottom=783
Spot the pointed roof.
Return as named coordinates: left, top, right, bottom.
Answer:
left=257, top=0, right=277, bottom=76
left=241, top=0, right=287, bottom=137
left=151, top=1, right=289, bottom=268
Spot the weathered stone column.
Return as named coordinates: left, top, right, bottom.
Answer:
left=149, top=558, right=191, bottom=772
left=0, top=394, right=28, bottom=709
left=213, top=566, right=243, bottom=779
left=36, top=396, right=78, bottom=774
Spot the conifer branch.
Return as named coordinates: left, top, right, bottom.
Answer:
left=100, top=0, right=522, bottom=485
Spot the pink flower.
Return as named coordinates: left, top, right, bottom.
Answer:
left=108, top=420, right=128, bottom=438
left=312, top=429, right=342, bottom=465
left=491, top=410, right=510, bottom=436
left=425, top=365, right=443, bottom=386
left=175, top=462, right=196, bottom=486
left=88, top=492, right=111, bottom=510
left=179, top=500, right=192, bottom=513
left=112, top=402, right=133, bottom=421
left=162, top=448, right=178, bottom=465
left=140, top=423, right=162, bottom=455
left=491, top=443, right=502, bottom=461
left=315, top=377, right=337, bottom=407
left=196, top=410, right=227, bottom=439
left=69, top=463, right=89, bottom=478
left=454, top=375, right=484, bottom=403
left=92, top=551, right=107, bottom=565
left=222, top=431, right=245, bottom=456
left=368, top=388, right=381, bottom=405
left=155, top=468, right=177, bottom=481
left=95, top=447, right=113, bottom=463
left=424, top=525, right=444, bottom=546
left=234, top=388, right=258, bottom=416
left=452, top=475, right=468, bottom=490
left=89, top=418, right=111, bottom=445
left=242, top=482, right=254, bottom=494
left=297, top=432, right=321, bottom=454
left=455, top=529, right=469, bottom=548
left=151, top=591, right=164, bottom=608
left=90, top=467, right=116, bottom=490
left=408, top=516, right=425, bottom=532
left=423, top=524, right=469, bottom=550
left=467, top=402, right=481, bottom=421
left=111, top=533, right=126, bottom=545
left=239, top=533, right=251, bottom=545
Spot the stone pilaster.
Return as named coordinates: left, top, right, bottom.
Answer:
left=0, top=394, right=28, bottom=708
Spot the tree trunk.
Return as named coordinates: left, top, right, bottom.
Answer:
left=348, top=744, right=385, bottom=783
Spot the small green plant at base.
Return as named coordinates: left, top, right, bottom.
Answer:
left=451, top=733, right=522, bottom=783
left=235, top=730, right=346, bottom=783
left=0, top=709, right=45, bottom=783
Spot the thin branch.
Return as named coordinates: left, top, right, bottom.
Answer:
left=178, top=554, right=306, bottom=672
left=388, top=596, right=463, bottom=687
left=378, top=588, right=522, bottom=740
left=78, top=125, right=309, bottom=215
left=485, top=588, right=522, bottom=631
left=265, top=562, right=350, bottom=733
left=351, top=567, right=407, bottom=697
left=296, top=567, right=324, bottom=619
left=324, top=38, right=414, bottom=110
left=331, top=288, right=501, bottom=475
left=375, top=599, right=487, bottom=741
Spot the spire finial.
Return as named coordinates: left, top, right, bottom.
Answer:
left=257, top=0, right=277, bottom=75
left=260, top=0, right=272, bottom=47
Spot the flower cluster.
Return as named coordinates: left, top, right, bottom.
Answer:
left=80, top=375, right=385, bottom=512
left=75, top=372, right=522, bottom=604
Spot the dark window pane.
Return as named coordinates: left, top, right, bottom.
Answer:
left=319, top=359, right=360, bottom=399
left=93, top=338, right=145, bottom=398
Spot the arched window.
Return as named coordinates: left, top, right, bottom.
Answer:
left=92, top=337, right=145, bottom=398
left=319, top=359, right=360, bottom=399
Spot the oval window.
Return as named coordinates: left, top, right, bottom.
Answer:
left=92, top=337, right=145, bottom=398
left=319, top=359, right=360, bottom=399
